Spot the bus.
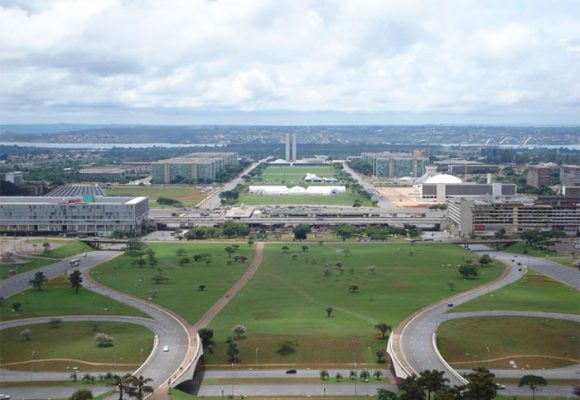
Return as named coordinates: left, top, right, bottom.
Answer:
left=69, top=259, right=80, bottom=267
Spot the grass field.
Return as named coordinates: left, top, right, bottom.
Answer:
left=451, top=272, right=580, bottom=315
left=504, top=242, right=556, bottom=257
left=437, top=317, right=580, bottom=369
left=0, top=276, right=147, bottom=322
left=237, top=191, right=373, bottom=206
left=92, top=243, right=254, bottom=324
left=105, top=185, right=206, bottom=208
left=255, top=166, right=338, bottom=185
left=205, top=242, right=504, bottom=366
left=1, top=240, right=93, bottom=280
left=0, top=321, right=153, bottom=371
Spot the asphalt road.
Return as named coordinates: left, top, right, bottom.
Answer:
left=0, top=250, right=192, bottom=400
left=399, top=248, right=580, bottom=390
left=342, top=162, right=395, bottom=209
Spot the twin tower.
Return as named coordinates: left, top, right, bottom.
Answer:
left=285, top=133, right=297, bottom=162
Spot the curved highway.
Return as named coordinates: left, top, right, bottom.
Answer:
left=394, top=247, right=580, bottom=389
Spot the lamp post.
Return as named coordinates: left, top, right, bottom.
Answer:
left=231, top=362, right=234, bottom=398
left=30, top=350, right=36, bottom=371
left=255, top=347, right=259, bottom=378
left=486, top=346, right=490, bottom=370
left=352, top=352, right=357, bottom=396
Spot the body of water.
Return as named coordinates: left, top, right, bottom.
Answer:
left=0, top=142, right=225, bottom=149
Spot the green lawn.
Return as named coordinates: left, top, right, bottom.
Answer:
left=91, top=243, right=254, bottom=324
left=105, top=185, right=206, bottom=208
left=0, top=321, right=153, bottom=371
left=437, top=317, right=580, bottom=370
left=237, top=191, right=373, bottom=206
left=1, top=240, right=93, bottom=280
left=206, top=243, right=504, bottom=366
left=255, top=166, right=338, bottom=185
left=451, top=272, right=580, bottom=315
left=0, top=276, right=147, bottom=322
left=504, top=242, right=556, bottom=257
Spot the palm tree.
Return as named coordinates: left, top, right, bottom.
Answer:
left=109, top=374, right=134, bottom=400
left=130, top=375, right=154, bottom=400
left=418, top=370, right=449, bottom=400
left=374, top=322, right=392, bottom=339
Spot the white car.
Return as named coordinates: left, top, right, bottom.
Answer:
left=163, top=345, right=169, bottom=352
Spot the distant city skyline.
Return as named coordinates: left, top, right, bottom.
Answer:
left=1, top=0, right=579, bottom=125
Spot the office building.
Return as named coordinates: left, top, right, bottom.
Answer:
left=361, top=151, right=427, bottom=178
left=560, top=165, right=580, bottom=187
left=285, top=133, right=297, bottom=162
left=151, top=152, right=237, bottom=184
left=3, top=171, right=23, bottom=184
left=527, top=165, right=552, bottom=188
left=0, top=195, right=149, bottom=235
left=447, top=196, right=580, bottom=237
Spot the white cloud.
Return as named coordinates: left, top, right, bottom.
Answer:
left=0, top=0, right=579, bottom=124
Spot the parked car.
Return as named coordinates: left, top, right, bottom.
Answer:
left=286, top=369, right=297, bottom=374
left=163, top=345, right=169, bottom=352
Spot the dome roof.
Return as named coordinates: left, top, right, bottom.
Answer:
left=424, top=174, right=463, bottom=184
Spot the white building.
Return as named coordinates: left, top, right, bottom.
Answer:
left=0, top=196, right=149, bottom=235
left=249, top=185, right=346, bottom=196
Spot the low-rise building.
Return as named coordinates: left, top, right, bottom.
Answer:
left=3, top=171, right=23, bottom=184
left=0, top=195, right=149, bottom=235
left=447, top=195, right=580, bottom=237
left=151, top=152, right=237, bottom=184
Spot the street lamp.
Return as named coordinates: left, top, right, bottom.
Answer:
left=30, top=350, right=36, bottom=371
left=255, top=347, right=259, bottom=378
left=231, top=362, right=234, bottom=398
left=486, top=346, right=490, bottom=370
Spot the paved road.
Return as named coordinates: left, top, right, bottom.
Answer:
left=469, top=244, right=580, bottom=289
left=0, top=251, right=121, bottom=299
left=0, top=250, right=192, bottom=400
left=397, top=249, right=580, bottom=389
left=342, top=162, right=395, bottom=209
left=197, top=382, right=397, bottom=397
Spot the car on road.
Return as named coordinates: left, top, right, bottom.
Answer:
left=447, top=303, right=454, bottom=307
left=496, top=384, right=506, bottom=390
left=286, top=369, right=297, bottom=374
left=163, top=345, right=169, bottom=352
left=0, top=394, right=11, bottom=400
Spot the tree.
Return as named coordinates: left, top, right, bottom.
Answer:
left=151, top=273, right=169, bottom=284
left=360, top=369, right=370, bottom=381
left=336, top=224, right=360, bottom=241
left=458, top=265, right=478, bottom=279
left=20, top=328, right=32, bottom=341
left=69, top=269, right=83, bottom=294
left=12, top=302, right=21, bottom=312
left=335, top=372, right=343, bottom=382
left=494, top=228, right=507, bottom=239
left=225, top=246, right=235, bottom=258
left=109, top=374, right=134, bottom=400
left=198, top=328, right=214, bottom=348
left=325, top=306, right=333, bottom=317
left=43, top=242, right=51, bottom=253
left=348, top=284, right=360, bottom=293
left=464, top=367, right=497, bottom=400
left=176, top=248, right=187, bottom=257
left=95, top=333, right=114, bottom=347
left=418, top=369, right=449, bottom=400
left=375, top=322, right=392, bottom=339
left=148, top=289, right=158, bottom=299
left=301, top=245, right=309, bottom=252
left=232, top=324, right=246, bottom=338
left=292, top=224, right=311, bottom=240
left=343, top=248, right=351, bottom=257
left=198, top=284, right=206, bottom=291
left=401, top=375, right=426, bottom=400
left=320, top=369, right=330, bottom=380
left=130, top=375, right=154, bottom=400
left=479, top=254, right=492, bottom=267
left=447, top=281, right=455, bottom=291
left=29, top=271, right=48, bottom=291
left=519, top=375, right=548, bottom=400
left=178, top=257, right=190, bottom=266
left=373, top=370, right=383, bottom=380
left=281, top=246, right=290, bottom=254
left=69, top=389, right=93, bottom=400
left=277, top=340, right=297, bottom=355
left=227, top=342, right=240, bottom=363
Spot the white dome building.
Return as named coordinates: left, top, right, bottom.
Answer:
left=424, top=174, right=463, bottom=184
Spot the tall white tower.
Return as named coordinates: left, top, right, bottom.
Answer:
left=285, top=134, right=290, bottom=161
left=292, top=133, right=297, bottom=162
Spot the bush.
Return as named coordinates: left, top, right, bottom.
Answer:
left=70, top=389, right=93, bottom=400
left=277, top=340, right=297, bottom=356
left=95, top=333, right=114, bottom=347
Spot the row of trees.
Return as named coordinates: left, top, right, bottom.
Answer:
left=335, top=224, right=421, bottom=241
left=28, top=269, right=83, bottom=293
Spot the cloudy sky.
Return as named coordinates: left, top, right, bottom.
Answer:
left=1, top=0, right=579, bottom=125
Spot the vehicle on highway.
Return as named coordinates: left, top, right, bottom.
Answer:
left=286, top=369, right=297, bottom=374
left=163, top=345, right=169, bottom=352
left=496, top=383, right=506, bottom=390
left=0, top=394, right=11, bottom=400
left=447, top=303, right=454, bottom=307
